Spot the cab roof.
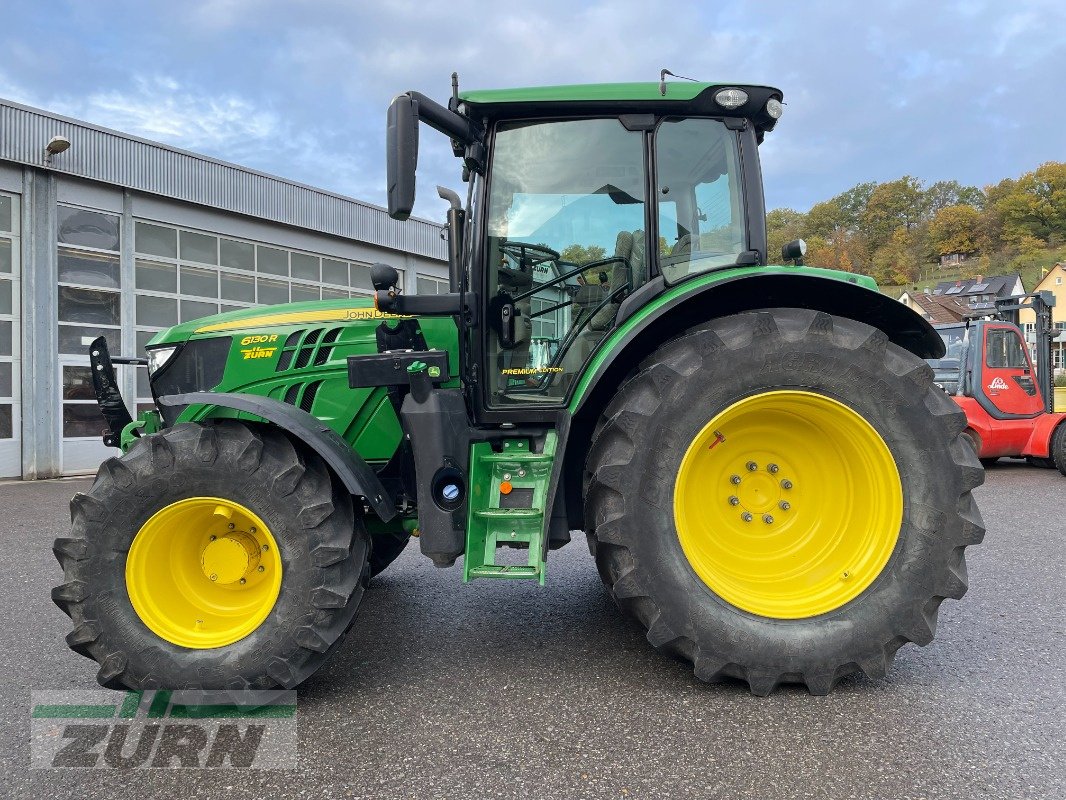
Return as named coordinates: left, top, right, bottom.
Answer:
left=458, top=82, right=784, bottom=137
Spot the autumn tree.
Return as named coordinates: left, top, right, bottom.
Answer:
left=766, top=208, right=806, bottom=263
left=989, top=162, right=1066, bottom=245
left=804, top=199, right=844, bottom=240
left=928, top=204, right=981, bottom=256
left=870, top=227, right=922, bottom=285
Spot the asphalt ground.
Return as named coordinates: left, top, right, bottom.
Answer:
left=0, top=462, right=1063, bottom=799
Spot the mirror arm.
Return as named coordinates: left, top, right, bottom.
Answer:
left=406, top=91, right=478, bottom=145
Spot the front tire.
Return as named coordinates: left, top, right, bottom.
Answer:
left=53, top=421, right=369, bottom=690
left=584, top=309, right=985, bottom=695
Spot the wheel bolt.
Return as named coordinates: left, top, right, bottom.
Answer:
left=779, top=501, right=791, bottom=511
left=209, top=535, right=217, bottom=541
left=746, top=461, right=758, bottom=472
left=767, top=463, right=779, bottom=474
left=209, top=573, right=218, bottom=581
left=728, top=496, right=740, bottom=506
left=741, top=512, right=753, bottom=522
left=249, top=527, right=257, bottom=534
left=261, top=544, right=269, bottom=552
left=730, top=475, right=741, bottom=485
left=781, top=479, right=793, bottom=490
left=227, top=523, right=235, bottom=530
left=239, top=578, right=246, bottom=585
left=257, top=565, right=265, bottom=572
left=763, top=514, right=774, bottom=524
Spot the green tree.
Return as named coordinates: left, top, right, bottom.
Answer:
left=861, top=176, right=925, bottom=251
left=928, top=204, right=982, bottom=256
left=924, top=180, right=985, bottom=215
left=833, top=181, right=878, bottom=229
left=560, top=243, right=607, bottom=265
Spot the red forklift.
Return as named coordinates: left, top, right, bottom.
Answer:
left=929, top=291, right=1066, bottom=473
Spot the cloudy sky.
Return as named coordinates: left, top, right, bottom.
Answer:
left=2, top=1, right=1063, bottom=221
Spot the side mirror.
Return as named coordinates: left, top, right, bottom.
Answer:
left=781, top=238, right=807, bottom=265
left=386, top=94, right=419, bottom=221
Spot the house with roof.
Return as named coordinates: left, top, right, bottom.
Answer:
left=1018, top=263, right=1066, bottom=374
left=930, top=274, right=1024, bottom=316
left=904, top=291, right=984, bottom=324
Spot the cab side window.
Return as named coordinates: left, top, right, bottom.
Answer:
left=655, top=118, right=746, bottom=283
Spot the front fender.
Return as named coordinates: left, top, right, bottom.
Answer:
left=159, top=391, right=396, bottom=522
left=559, top=268, right=944, bottom=531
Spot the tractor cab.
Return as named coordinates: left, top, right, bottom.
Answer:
left=376, top=81, right=785, bottom=421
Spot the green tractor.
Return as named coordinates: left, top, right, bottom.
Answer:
left=53, top=78, right=984, bottom=695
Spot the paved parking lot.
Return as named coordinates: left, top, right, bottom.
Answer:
left=0, top=462, right=1063, bottom=799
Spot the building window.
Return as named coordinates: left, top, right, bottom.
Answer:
left=57, top=204, right=122, bottom=438
left=416, top=274, right=448, bottom=295
left=130, top=220, right=384, bottom=409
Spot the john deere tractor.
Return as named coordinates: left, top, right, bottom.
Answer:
left=53, top=78, right=984, bottom=696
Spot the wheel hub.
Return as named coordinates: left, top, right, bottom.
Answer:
left=730, top=464, right=792, bottom=520
left=200, top=532, right=262, bottom=584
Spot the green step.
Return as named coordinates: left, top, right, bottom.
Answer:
left=476, top=453, right=554, bottom=464
left=462, top=434, right=558, bottom=586
left=467, top=565, right=541, bottom=579
left=472, top=508, right=543, bottom=519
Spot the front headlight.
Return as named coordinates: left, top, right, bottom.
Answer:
left=146, top=346, right=178, bottom=375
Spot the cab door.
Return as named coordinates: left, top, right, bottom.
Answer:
left=979, top=324, right=1045, bottom=418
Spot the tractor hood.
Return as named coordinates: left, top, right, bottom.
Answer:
left=145, top=298, right=409, bottom=348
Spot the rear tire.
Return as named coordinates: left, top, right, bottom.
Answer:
left=53, top=421, right=369, bottom=690
left=1052, top=422, right=1066, bottom=477
left=584, top=309, right=985, bottom=695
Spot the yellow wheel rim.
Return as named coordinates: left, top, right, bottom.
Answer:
left=125, top=497, right=283, bottom=649
left=673, top=390, right=902, bottom=619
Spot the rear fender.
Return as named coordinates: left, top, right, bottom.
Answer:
left=159, top=391, right=396, bottom=522
left=1023, top=413, right=1066, bottom=459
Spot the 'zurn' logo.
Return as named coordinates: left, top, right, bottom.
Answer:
left=30, top=690, right=296, bottom=769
